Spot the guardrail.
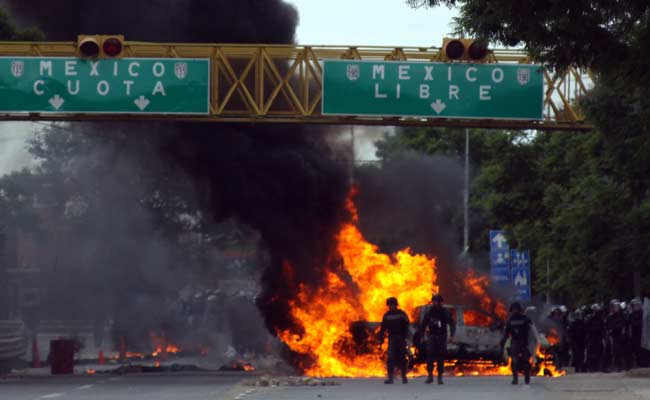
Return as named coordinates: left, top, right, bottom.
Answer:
left=0, top=321, right=26, bottom=361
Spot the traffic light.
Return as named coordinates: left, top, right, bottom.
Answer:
left=439, top=38, right=490, bottom=62
left=77, top=35, right=124, bottom=59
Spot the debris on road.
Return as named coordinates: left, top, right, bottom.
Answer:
left=242, top=375, right=340, bottom=387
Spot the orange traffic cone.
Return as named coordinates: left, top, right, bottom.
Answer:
left=98, top=350, right=105, bottom=365
left=31, top=337, right=41, bottom=368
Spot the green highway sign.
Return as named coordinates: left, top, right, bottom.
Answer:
left=322, top=60, right=543, bottom=120
left=0, top=57, right=210, bottom=114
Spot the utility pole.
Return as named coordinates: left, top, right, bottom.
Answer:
left=350, top=126, right=355, bottom=184
left=546, top=257, right=551, bottom=304
left=463, top=128, right=469, bottom=254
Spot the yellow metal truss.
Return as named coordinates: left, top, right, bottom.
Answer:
left=0, top=41, right=593, bottom=130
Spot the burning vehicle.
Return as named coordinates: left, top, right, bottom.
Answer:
left=350, top=304, right=504, bottom=365
left=350, top=303, right=560, bottom=376
left=274, top=189, right=565, bottom=377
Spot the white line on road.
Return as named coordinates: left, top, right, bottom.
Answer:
left=40, top=394, right=64, bottom=399
left=77, top=384, right=95, bottom=390
left=234, top=388, right=257, bottom=399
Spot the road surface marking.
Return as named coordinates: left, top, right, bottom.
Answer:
left=40, top=394, right=64, bottom=399
left=234, top=388, right=256, bottom=399
left=77, top=384, right=95, bottom=390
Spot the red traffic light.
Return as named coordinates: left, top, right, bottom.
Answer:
left=445, top=39, right=465, bottom=60
left=79, top=38, right=100, bottom=58
left=77, top=34, right=125, bottom=58
left=102, top=37, right=123, bottom=57
left=468, top=41, right=488, bottom=61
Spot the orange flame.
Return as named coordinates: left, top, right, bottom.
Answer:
left=150, top=332, right=181, bottom=357
left=535, top=345, right=566, bottom=377
left=277, top=190, right=561, bottom=378
left=546, top=328, right=560, bottom=346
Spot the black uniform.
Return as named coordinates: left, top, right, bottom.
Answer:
left=607, top=310, right=627, bottom=371
left=585, top=312, right=606, bottom=372
left=420, top=305, right=455, bottom=381
left=378, top=309, right=410, bottom=382
left=500, top=313, right=533, bottom=384
left=568, top=317, right=586, bottom=372
left=628, top=309, right=649, bottom=368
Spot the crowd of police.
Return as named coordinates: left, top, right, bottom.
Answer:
left=541, top=298, right=649, bottom=373
left=378, top=295, right=649, bottom=386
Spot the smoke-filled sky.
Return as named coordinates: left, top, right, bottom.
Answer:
left=0, top=1, right=457, bottom=176
left=0, top=1, right=481, bottom=357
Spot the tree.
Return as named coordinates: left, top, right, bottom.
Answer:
left=405, top=0, right=650, bottom=302
left=0, top=7, right=42, bottom=41
left=407, top=0, right=650, bottom=73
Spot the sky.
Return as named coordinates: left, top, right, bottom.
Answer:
left=285, top=0, right=459, bottom=161
left=0, top=1, right=459, bottom=175
left=287, top=0, right=458, bottom=47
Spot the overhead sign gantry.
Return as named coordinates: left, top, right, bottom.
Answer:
left=0, top=35, right=592, bottom=130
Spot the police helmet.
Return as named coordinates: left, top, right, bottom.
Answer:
left=386, top=297, right=398, bottom=307
left=630, top=298, right=642, bottom=306
left=591, top=303, right=602, bottom=311
left=559, top=305, right=568, bottom=313
left=431, top=294, right=444, bottom=303
left=620, top=301, right=627, bottom=311
left=510, top=302, right=523, bottom=312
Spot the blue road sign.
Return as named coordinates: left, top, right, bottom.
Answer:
left=511, top=249, right=531, bottom=302
left=490, top=249, right=511, bottom=285
left=491, top=267, right=511, bottom=285
left=490, top=249, right=510, bottom=268
left=489, top=230, right=509, bottom=252
left=489, top=230, right=510, bottom=285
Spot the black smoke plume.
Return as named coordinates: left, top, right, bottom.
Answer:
left=2, top=0, right=351, bottom=347
left=356, top=151, right=505, bottom=317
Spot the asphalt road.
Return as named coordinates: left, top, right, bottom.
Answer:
left=246, top=374, right=650, bottom=400
left=1, top=372, right=649, bottom=400
left=0, top=373, right=248, bottom=400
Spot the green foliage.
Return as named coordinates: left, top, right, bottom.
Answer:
left=408, top=0, right=650, bottom=73
left=404, top=0, right=650, bottom=305
left=378, top=125, right=648, bottom=305
left=0, top=8, right=43, bottom=41
left=0, top=169, right=43, bottom=236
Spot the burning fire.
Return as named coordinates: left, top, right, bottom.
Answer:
left=112, top=332, right=183, bottom=361
left=150, top=332, right=181, bottom=358
left=277, top=189, right=564, bottom=378
left=546, top=328, right=560, bottom=346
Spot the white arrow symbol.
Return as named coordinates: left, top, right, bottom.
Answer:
left=430, top=99, right=446, bottom=114
left=492, top=233, right=508, bottom=249
left=48, top=95, right=64, bottom=110
left=134, top=96, right=150, bottom=111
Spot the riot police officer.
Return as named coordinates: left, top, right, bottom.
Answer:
left=378, top=297, right=410, bottom=384
left=568, top=308, right=586, bottom=372
left=500, top=302, right=533, bottom=385
left=419, top=294, right=455, bottom=385
left=607, top=299, right=627, bottom=372
left=628, top=298, right=649, bottom=368
left=585, top=303, right=606, bottom=372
